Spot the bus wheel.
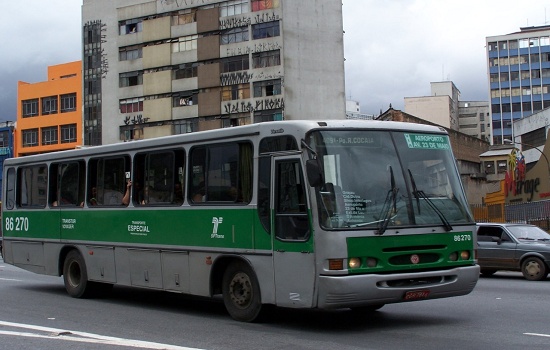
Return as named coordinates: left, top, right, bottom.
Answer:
left=222, top=261, right=262, bottom=322
left=63, top=250, right=91, bottom=298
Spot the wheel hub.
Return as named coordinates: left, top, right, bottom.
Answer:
left=229, top=272, right=252, bottom=308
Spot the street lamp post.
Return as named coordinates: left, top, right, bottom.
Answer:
left=503, top=139, right=550, bottom=180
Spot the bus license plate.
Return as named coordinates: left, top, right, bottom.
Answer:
left=404, top=290, right=430, bottom=300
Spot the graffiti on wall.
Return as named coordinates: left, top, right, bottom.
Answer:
left=220, top=72, right=254, bottom=86
left=220, top=12, right=280, bottom=30
left=223, top=97, right=284, bottom=114
left=124, top=115, right=150, bottom=125
left=159, top=0, right=218, bottom=10
left=226, top=41, right=282, bottom=57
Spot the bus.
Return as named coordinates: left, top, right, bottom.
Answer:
left=1, top=120, right=479, bottom=322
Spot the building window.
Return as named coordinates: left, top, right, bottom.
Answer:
left=42, top=126, right=58, bottom=145
left=119, top=19, right=143, bottom=35
left=60, top=93, right=77, bottom=113
left=22, top=129, right=39, bottom=147
left=221, top=55, right=250, bottom=73
left=172, top=9, right=196, bottom=25
left=120, top=126, right=144, bottom=141
left=61, top=124, right=77, bottom=143
left=251, top=0, right=279, bottom=11
left=119, top=46, right=143, bottom=61
left=497, top=160, right=508, bottom=174
left=252, top=21, right=280, bottom=39
left=22, top=99, right=39, bottom=117
left=174, top=118, right=198, bottom=134
left=254, top=109, right=283, bottom=122
left=119, top=98, right=144, bottom=113
left=120, top=71, right=143, bottom=87
left=222, top=84, right=250, bottom=101
left=484, top=161, right=495, bottom=174
left=221, top=26, right=249, bottom=45
left=252, top=50, right=280, bottom=68
left=41, top=96, right=58, bottom=115
left=174, top=63, right=198, bottom=80
left=253, top=79, right=281, bottom=97
left=172, top=35, right=198, bottom=52
left=521, top=128, right=546, bottom=150
left=220, top=0, right=249, bottom=16
left=173, top=92, right=198, bottom=107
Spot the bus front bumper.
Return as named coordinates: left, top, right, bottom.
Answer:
left=317, top=265, right=480, bottom=309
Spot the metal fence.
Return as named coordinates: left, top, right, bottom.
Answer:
left=472, top=200, right=550, bottom=231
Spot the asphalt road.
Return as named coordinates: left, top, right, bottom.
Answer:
left=1, top=258, right=549, bottom=350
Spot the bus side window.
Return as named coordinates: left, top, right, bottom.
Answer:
left=189, top=142, right=252, bottom=204
left=18, top=165, right=47, bottom=208
left=92, top=156, right=131, bottom=206
left=50, top=161, right=85, bottom=207
left=5, top=167, right=16, bottom=210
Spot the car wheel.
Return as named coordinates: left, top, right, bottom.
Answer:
left=521, top=257, right=548, bottom=281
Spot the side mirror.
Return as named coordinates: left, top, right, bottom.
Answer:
left=306, top=159, right=323, bottom=187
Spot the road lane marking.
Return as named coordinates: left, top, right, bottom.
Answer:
left=525, top=332, right=550, bottom=338
left=0, top=321, right=204, bottom=350
left=0, top=278, right=23, bottom=282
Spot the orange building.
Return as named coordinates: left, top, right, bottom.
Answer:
left=16, top=61, right=82, bottom=157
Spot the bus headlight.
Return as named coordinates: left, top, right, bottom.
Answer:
left=366, top=257, right=378, bottom=267
left=449, top=252, right=458, bottom=261
left=460, top=250, right=470, bottom=260
left=348, top=257, right=361, bottom=269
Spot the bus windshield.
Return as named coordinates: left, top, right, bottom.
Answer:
left=308, top=129, right=473, bottom=231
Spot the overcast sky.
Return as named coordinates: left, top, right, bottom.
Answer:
left=1, top=0, right=550, bottom=120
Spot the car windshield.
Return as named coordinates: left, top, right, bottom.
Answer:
left=508, top=226, right=550, bottom=241
left=307, top=129, right=473, bottom=231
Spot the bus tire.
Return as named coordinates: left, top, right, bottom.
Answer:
left=222, top=261, right=263, bottom=322
left=63, top=250, right=92, bottom=298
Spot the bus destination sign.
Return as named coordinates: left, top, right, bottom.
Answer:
left=404, top=134, right=450, bottom=150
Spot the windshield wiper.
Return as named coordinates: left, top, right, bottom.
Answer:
left=376, top=166, right=399, bottom=235
left=408, top=169, right=453, bottom=232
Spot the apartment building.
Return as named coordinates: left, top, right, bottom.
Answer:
left=486, top=25, right=550, bottom=145
left=82, top=0, right=346, bottom=145
left=458, top=101, right=490, bottom=142
left=404, top=81, right=461, bottom=130
left=16, top=61, right=82, bottom=157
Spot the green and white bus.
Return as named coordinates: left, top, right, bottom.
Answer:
left=1, top=120, right=479, bottom=322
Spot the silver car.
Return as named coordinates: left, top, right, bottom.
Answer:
left=477, top=223, right=550, bottom=281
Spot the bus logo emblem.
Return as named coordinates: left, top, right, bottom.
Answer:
left=410, top=254, right=420, bottom=264
left=212, top=217, right=223, bottom=234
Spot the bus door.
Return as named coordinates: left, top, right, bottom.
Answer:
left=272, top=156, right=316, bottom=308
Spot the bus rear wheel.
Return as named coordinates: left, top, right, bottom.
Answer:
left=63, top=250, right=92, bottom=298
left=222, top=261, right=263, bottom=322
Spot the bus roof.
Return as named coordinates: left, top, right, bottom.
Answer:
left=6, top=120, right=447, bottom=165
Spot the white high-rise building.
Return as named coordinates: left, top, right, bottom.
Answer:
left=82, top=0, right=346, bottom=145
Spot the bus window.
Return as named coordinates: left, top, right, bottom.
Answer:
left=88, top=156, right=130, bottom=206
left=18, top=165, right=47, bottom=208
left=50, top=161, right=85, bottom=207
left=5, top=167, right=15, bottom=210
left=257, top=156, right=271, bottom=233
left=259, top=135, right=298, bottom=153
left=189, top=142, right=252, bottom=204
left=133, top=150, right=185, bottom=205
left=275, top=160, right=309, bottom=240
